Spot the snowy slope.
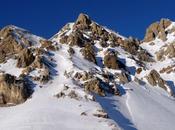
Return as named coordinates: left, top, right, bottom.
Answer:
left=1, top=15, right=175, bottom=130
left=125, top=82, right=175, bottom=130
left=0, top=42, right=120, bottom=130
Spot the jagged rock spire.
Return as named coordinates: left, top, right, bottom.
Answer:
left=75, top=13, right=92, bottom=25
left=144, top=18, right=172, bottom=42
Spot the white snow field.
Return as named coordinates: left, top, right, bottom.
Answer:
left=1, top=42, right=175, bottom=130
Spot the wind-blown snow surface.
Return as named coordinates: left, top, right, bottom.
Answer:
left=0, top=43, right=119, bottom=130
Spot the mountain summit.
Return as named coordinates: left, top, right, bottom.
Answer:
left=0, top=13, right=175, bottom=130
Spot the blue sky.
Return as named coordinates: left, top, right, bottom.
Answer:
left=0, top=0, right=175, bottom=39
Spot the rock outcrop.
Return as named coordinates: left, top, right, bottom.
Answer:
left=81, top=43, right=97, bottom=64
left=0, top=73, right=32, bottom=106
left=84, top=78, right=106, bottom=96
left=144, top=19, right=171, bottom=42
left=156, top=42, right=175, bottom=61
left=74, top=13, right=91, bottom=30
left=146, top=70, right=173, bottom=96
left=17, top=49, right=35, bottom=68
left=104, top=50, right=119, bottom=69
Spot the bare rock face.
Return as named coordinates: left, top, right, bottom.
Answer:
left=17, top=48, right=35, bottom=68
left=118, top=72, right=129, bottom=84
left=81, top=43, right=97, bottom=64
left=31, top=56, right=43, bottom=69
left=84, top=78, right=105, bottom=96
left=74, top=13, right=91, bottom=30
left=93, top=109, right=108, bottom=118
left=0, top=36, right=22, bottom=63
left=137, top=50, right=153, bottom=62
left=122, top=37, right=140, bottom=55
left=91, top=23, right=104, bottom=36
left=144, top=19, right=171, bottom=42
left=146, top=70, right=169, bottom=92
left=68, top=47, right=75, bottom=56
left=104, top=50, right=119, bottom=69
left=0, top=73, right=32, bottom=106
left=156, top=42, right=175, bottom=61
left=165, top=43, right=175, bottom=58
left=40, top=40, right=58, bottom=51
left=59, top=31, right=87, bottom=47
left=68, top=31, right=86, bottom=47
left=0, top=26, right=13, bottom=38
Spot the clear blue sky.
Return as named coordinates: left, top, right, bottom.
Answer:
left=0, top=0, right=175, bottom=39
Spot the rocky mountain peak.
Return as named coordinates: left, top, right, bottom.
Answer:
left=143, top=18, right=172, bottom=42
left=75, top=13, right=92, bottom=27
left=1, top=14, right=175, bottom=130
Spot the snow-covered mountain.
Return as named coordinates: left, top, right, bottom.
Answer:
left=0, top=13, right=175, bottom=130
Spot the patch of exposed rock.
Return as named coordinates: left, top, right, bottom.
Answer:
left=117, top=72, right=129, bottom=84
left=156, top=42, right=175, bottom=61
left=60, top=30, right=88, bottom=47
left=104, top=50, right=119, bottom=69
left=84, top=78, right=106, bottom=96
left=0, top=35, right=22, bottom=63
left=121, top=37, right=140, bottom=55
left=74, top=13, right=91, bottom=30
left=17, top=48, right=35, bottom=68
left=137, top=50, right=153, bottom=62
left=146, top=70, right=174, bottom=96
left=122, top=37, right=153, bottom=62
left=55, top=85, right=95, bottom=101
left=0, top=73, right=32, bottom=106
left=40, top=40, right=58, bottom=51
left=144, top=19, right=171, bottom=42
left=81, top=43, right=97, bottom=64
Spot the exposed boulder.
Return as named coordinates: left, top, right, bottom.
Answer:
left=136, top=68, right=142, bottom=74
left=137, top=50, right=153, bottom=62
left=81, top=43, right=97, bottom=64
left=146, top=70, right=173, bottom=96
left=104, top=50, right=119, bottom=69
left=147, top=70, right=165, bottom=88
left=0, top=73, right=32, bottom=106
left=40, top=40, right=58, bottom=51
left=93, top=109, right=108, bottom=118
left=122, top=37, right=140, bottom=55
left=68, top=47, right=75, bottom=56
left=118, top=72, right=129, bottom=84
left=84, top=78, right=105, bottom=96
